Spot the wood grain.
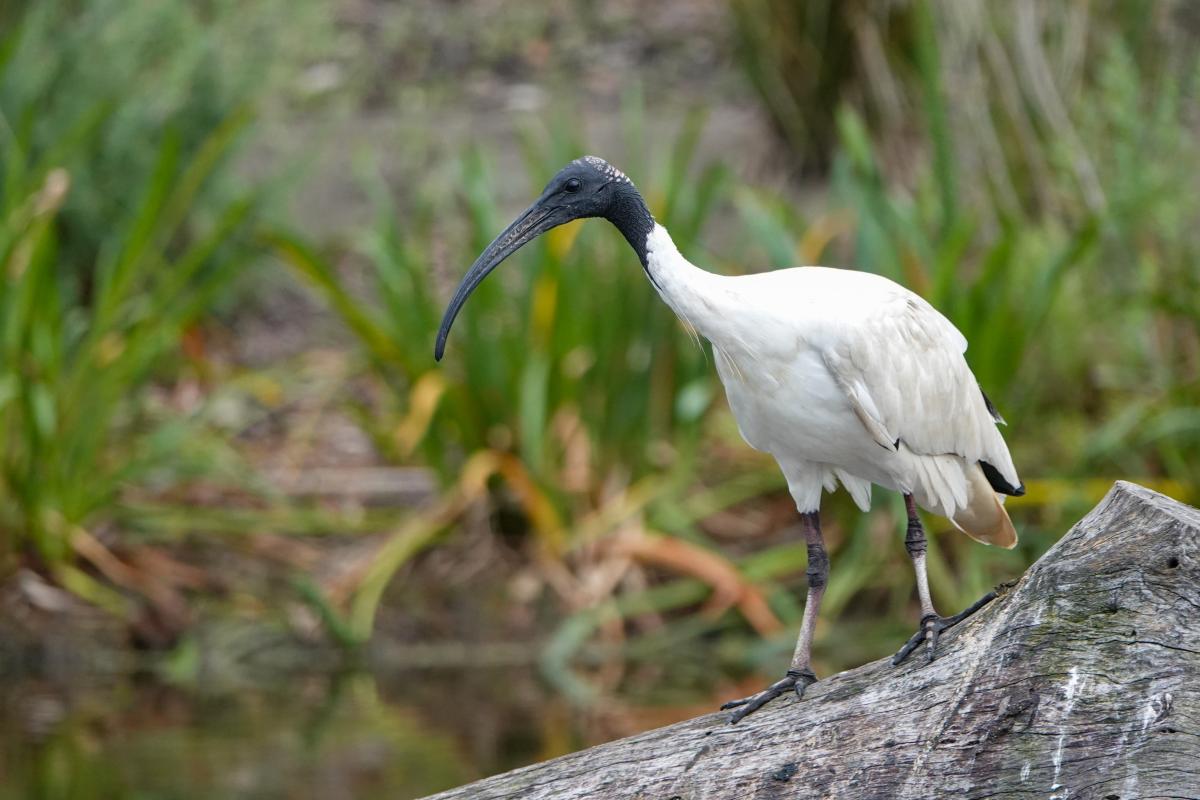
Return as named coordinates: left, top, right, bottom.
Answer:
left=423, top=482, right=1200, bottom=800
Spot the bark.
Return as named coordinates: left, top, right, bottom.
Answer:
left=422, top=482, right=1200, bottom=800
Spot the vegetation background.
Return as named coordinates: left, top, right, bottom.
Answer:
left=1, top=1, right=1197, bottom=797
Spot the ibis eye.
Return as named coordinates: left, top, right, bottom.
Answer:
left=564, top=178, right=582, bottom=193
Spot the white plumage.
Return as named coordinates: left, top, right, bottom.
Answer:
left=644, top=224, right=1020, bottom=547
left=436, top=155, right=1023, bottom=720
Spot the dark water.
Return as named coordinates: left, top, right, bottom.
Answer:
left=0, top=665, right=716, bottom=800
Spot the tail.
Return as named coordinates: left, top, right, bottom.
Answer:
left=951, top=464, right=1018, bottom=548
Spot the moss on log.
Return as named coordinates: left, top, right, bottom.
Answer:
left=423, top=482, right=1200, bottom=799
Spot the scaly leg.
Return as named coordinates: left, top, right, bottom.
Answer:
left=892, top=494, right=996, bottom=665
left=722, top=510, right=825, bottom=723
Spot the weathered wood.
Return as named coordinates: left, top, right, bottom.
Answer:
left=424, top=482, right=1200, bottom=799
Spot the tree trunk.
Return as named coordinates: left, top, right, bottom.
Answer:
left=422, top=482, right=1200, bottom=800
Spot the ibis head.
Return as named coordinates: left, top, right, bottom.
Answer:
left=434, top=156, right=652, bottom=361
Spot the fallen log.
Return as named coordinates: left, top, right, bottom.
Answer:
left=423, top=482, right=1200, bottom=799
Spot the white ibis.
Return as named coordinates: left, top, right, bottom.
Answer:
left=435, top=156, right=1024, bottom=723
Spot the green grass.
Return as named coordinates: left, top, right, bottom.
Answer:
left=276, top=24, right=1199, bottom=674
left=271, top=101, right=748, bottom=639
left=0, top=0, right=1196, bottom=683
left=0, top=2, right=270, bottom=591
left=277, top=101, right=731, bottom=501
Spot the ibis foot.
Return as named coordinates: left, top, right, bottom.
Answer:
left=891, top=590, right=997, bottom=666
left=721, top=667, right=817, bottom=724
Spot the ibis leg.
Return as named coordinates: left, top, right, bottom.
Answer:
left=721, top=510, right=824, bottom=723
left=892, top=494, right=996, bottom=665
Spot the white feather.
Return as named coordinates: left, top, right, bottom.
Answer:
left=644, top=224, right=1020, bottom=518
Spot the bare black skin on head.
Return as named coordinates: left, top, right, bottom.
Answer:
left=434, top=156, right=653, bottom=361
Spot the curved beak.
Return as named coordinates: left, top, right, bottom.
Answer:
left=435, top=199, right=567, bottom=361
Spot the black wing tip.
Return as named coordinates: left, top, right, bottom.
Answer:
left=980, top=387, right=1006, bottom=425
left=980, top=460, right=1024, bottom=496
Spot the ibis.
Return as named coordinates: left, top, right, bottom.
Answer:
left=434, top=156, right=1024, bottom=723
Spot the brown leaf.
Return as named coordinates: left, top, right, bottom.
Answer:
left=613, top=530, right=783, bottom=636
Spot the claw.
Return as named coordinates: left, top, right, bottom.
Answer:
left=721, top=668, right=817, bottom=724
left=892, top=628, right=924, bottom=665
left=891, top=591, right=997, bottom=667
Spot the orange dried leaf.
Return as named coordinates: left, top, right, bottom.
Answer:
left=616, top=532, right=783, bottom=636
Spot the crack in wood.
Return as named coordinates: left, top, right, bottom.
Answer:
left=419, top=483, right=1200, bottom=800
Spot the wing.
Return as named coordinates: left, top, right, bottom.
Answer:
left=815, top=283, right=1021, bottom=491
left=693, top=265, right=1020, bottom=492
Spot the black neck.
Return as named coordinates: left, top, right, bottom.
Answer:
left=604, top=183, right=655, bottom=268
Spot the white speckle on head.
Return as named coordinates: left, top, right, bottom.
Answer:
left=580, top=155, right=632, bottom=185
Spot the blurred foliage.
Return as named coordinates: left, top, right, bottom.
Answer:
left=276, top=3, right=1200, bottom=686
left=274, top=101, right=755, bottom=642
left=730, top=0, right=919, bottom=172
left=279, top=102, right=727, bottom=489
left=0, top=0, right=1198, bottom=797
left=0, top=1, right=270, bottom=581
left=0, top=0, right=1196, bottom=771
left=0, top=0, right=291, bottom=278
left=730, top=0, right=1200, bottom=190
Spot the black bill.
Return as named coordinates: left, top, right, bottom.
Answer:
left=434, top=200, right=567, bottom=361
